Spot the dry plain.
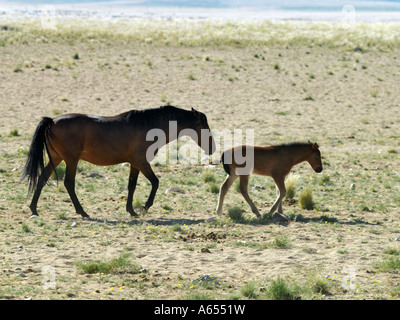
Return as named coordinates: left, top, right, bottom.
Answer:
left=0, top=18, right=400, bottom=300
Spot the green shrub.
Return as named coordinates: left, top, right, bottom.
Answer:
left=266, top=277, right=300, bottom=300
left=299, top=188, right=314, bottom=210
left=75, top=253, right=141, bottom=275
left=228, top=206, right=244, bottom=222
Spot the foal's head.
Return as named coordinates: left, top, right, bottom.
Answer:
left=191, top=108, right=216, bottom=155
left=307, top=142, right=323, bottom=173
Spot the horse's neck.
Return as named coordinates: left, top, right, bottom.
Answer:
left=163, top=112, right=195, bottom=144
left=288, top=146, right=312, bottom=166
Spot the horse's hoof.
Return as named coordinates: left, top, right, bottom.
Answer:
left=29, top=214, right=39, bottom=219
left=129, top=211, right=139, bottom=217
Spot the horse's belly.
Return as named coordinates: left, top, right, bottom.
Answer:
left=80, top=148, right=127, bottom=166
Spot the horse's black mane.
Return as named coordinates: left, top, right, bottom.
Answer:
left=123, top=105, right=194, bottom=128
left=274, top=142, right=313, bottom=149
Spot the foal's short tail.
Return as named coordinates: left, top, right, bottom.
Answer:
left=221, top=151, right=231, bottom=176
left=20, top=117, right=54, bottom=193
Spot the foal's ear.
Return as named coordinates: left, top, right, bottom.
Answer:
left=312, top=143, right=319, bottom=150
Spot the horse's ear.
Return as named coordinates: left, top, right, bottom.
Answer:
left=192, top=108, right=200, bottom=118
left=312, top=143, right=319, bottom=150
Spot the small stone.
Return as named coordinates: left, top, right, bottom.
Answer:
left=350, top=183, right=356, bottom=190
left=251, top=185, right=265, bottom=191
left=200, top=248, right=211, bottom=253
left=165, top=186, right=185, bottom=194
left=192, top=274, right=220, bottom=286
left=88, top=173, right=104, bottom=178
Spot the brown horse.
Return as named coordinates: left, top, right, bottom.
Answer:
left=21, top=106, right=216, bottom=218
left=216, top=142, right=323, bottom=219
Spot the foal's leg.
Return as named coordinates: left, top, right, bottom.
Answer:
left=64, top=160, right=89, bottom=218
left=137, top=162, right=159, bottom=212
left=216, top=174, right=238, bottom=215
left=29, top=158, right=61, bottom=217
left=126, top=166, right=139, bottom=217
left=238, top=175, right=261, bottom=218
left=268, top=176, right=286, bottom=216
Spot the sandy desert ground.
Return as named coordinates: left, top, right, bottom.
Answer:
left=0, top=18, right=400, bottom=300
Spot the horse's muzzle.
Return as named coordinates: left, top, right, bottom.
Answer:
left=315, top=167, right=323, bottom=173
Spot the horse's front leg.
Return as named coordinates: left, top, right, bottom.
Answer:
left=138, top=162, right=159, bottom=212
left=126, top=166, right=139, bottom=217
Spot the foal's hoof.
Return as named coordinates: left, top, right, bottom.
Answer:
left=272, top=212, right=289, bottom=222
left=29, top=214, right=39, bottom=219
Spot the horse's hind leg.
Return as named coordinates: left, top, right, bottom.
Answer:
left=29, top=158, right=61, bottom=217
left=126, top=166, right=139, bottom=217
left=64, top=160, right=89, bottom=218
left=238, top=175, right=261, bottom=218
left=216, top=174, right=238, bottom=215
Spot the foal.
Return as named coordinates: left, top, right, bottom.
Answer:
left=216, top=142, right=323, bottom=219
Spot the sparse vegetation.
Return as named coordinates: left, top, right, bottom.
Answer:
left=75, top=253, right=142, bottom=275
left=228, top=206, right=244, bottom=222
left=265, top=277, right=300, bottom=300
left=299, top=188, right=314, bottom=210
left=285, top=174, right=298, bottom=200
left=0, top=16, right=399, bottom=300
left=1, top=19, right=400, bottom=49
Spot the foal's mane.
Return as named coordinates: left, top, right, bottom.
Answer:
left=122, top=105, right=195, bottom=128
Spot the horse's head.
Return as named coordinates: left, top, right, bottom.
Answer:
left=307, top=142, right=323, bottom=173
left=192, top=108, right=216, bottom=155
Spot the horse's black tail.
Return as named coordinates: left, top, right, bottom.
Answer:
left=221, top=151, right=231, bottom=176
left=20, top=117, right=54, bottom=193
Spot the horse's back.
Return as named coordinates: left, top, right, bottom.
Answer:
left=49, top=113, right=144, bottom=165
